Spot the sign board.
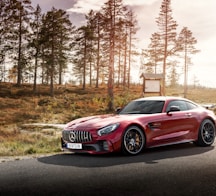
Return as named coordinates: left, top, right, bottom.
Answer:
left=144, top=79, right=160, bottom=93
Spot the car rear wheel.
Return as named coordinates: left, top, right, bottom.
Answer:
left=122, top=126, right=145, bottom=155
left=195, top=119, right=215, bottom=146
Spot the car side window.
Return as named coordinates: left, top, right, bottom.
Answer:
left=166, top=100, right=188, bottom=112
left=186, top=101, right=198, bottom=109
left=141, top=101, right=164, bottom=114
left=119, top=100, right=165, bottom=114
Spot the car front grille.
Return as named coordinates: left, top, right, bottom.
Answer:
left=62, top=130, right=92, bottom=143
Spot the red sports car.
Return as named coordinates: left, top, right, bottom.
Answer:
left=61, top=96, right=216, bottom=155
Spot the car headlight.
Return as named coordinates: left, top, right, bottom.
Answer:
left=97, top=123, right=120, bottom=136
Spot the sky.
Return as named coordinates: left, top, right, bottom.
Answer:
left=31, top=0, right=216, bottom=88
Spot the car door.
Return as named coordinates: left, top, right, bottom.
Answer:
left=149, top=100, right=198, bottom=146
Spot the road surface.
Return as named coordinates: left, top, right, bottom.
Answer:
left=0, top=143, right=216, bottom=196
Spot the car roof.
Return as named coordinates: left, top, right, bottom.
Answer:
left=134, top=96, right=191, bottom=102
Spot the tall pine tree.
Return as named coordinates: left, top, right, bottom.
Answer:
left=102, top=0, right=127, bottom=110
left=156, top=0, right=178, bottom=94
left=9, top=0, right=33, bottom=86
left=40, top=8, right=73, bottom=96
left=177, top=27, right=199, bottom=97
left=29, top=4, right=42, bottom=93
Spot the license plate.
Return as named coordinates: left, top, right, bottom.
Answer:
left=67, top=143, right=82, bottom=149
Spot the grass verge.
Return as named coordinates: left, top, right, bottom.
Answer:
left=0, top=125, right=62, bottom=156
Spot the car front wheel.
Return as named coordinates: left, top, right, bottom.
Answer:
left=195, top=119, right=215, bottom=147
left=122, top=126, right=145, bottom=155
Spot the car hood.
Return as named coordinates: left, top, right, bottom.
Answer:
left=65, top=114, right=143, bottom=131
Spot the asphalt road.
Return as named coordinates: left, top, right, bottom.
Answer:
left=0, top=143, right=216, bottom=196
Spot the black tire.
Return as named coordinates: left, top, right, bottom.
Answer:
left=122, top=126, right=145, bottom=155
left=195, top=119, right=215, bottom=147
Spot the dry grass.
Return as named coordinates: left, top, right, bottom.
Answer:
left=0, top=125, right=61, bottom=156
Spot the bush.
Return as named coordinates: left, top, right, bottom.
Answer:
left=25, top=147, right=36, bottom=154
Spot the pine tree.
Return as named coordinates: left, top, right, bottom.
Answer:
left=102, top=0, right=127, bottom=110
left=29, top=4, right=42, bottom=93
left=94, top=12, right=103, bottom=88
left=40, top=8, right=73, bottom=96
left=168, top=60, right=179, bottom=87
left=125, top=10, right=138, bottom=88
left=177, top=27, right=199, bottom=97
left=0, top=0, right=7, bottom=65
left=0, top=0, right=8, bottom=81
left=147, top=33, right=163, bottom=74
left=115, top=17, right=126, bottom=87
left=140, top=49, right=154, bottom=74
left=57, top=10, right=74, bottom=85
left=156, top=0, right=178, bottom=94
left=9, top=0, right=33, bottom=86
left=72, top=24, right=94, bottom=89
left=85, top=10, right=98, bottom=87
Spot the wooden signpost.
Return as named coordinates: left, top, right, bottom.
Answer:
left=140, top=73, right=164, bottom=96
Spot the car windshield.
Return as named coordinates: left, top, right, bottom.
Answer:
left=119, top=100, right=165, bottom=114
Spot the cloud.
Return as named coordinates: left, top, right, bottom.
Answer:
left=67, top=0, right=159, bottom=14
left=124, top=0, right=158, bottom=6
left=67, top=0, right=106, bottom=14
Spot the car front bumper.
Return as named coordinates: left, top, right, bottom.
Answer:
left=61, top=138, right=116, bottom=154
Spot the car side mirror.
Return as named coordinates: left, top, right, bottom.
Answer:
left=115, top=107, right=122, bottom=114
left=167, top=106, right=180, bottom=115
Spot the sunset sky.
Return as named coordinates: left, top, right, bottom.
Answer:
left=31, top=0, right=216, bottom=87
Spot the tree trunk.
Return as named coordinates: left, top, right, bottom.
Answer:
left=33, top=53, right=38, bottom=93
left=17, top=8, right=22, bottom=86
